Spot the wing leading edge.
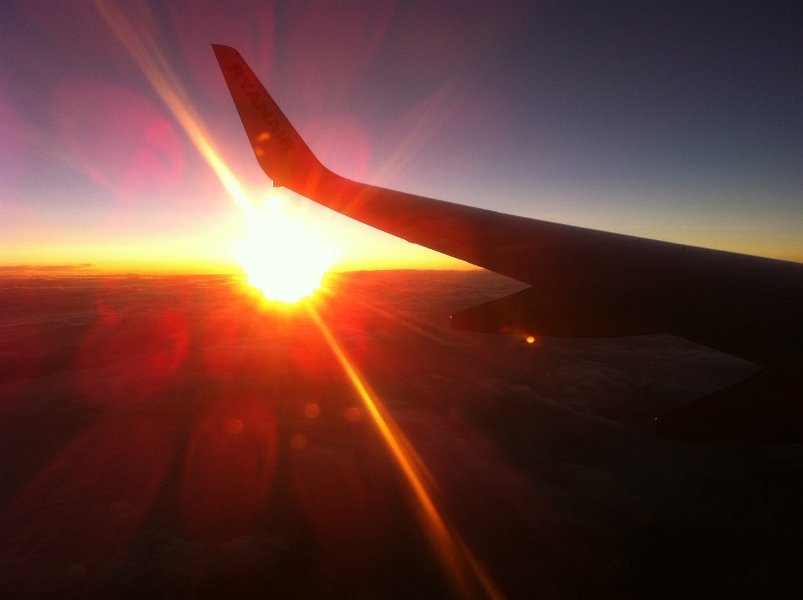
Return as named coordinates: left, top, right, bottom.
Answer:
left=213, top=44, right=803, bottom=441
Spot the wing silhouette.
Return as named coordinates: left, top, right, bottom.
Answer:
left=213, top=44, right=803, bottom=441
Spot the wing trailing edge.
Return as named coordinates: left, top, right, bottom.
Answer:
left=656, top=361, right=803, bottom=442
left=449, top=286, right=658, bottom=338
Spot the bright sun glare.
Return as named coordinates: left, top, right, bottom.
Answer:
left=235, top=192, right=339, bottom=303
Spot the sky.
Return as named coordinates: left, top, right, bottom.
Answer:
left=2, top=0, right=802, bottom=273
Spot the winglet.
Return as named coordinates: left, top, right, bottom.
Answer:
left=211, top=44, right=329, bottom=191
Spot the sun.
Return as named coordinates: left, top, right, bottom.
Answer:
left=235, top=192, right=339, bottom=303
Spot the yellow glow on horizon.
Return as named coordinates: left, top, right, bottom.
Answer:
left=235, top=192, right=340, bottom=302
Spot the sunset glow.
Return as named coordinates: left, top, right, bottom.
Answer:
left=2, top=3, right=802, bottom=598
left=235, top=192, right=339, bottom=302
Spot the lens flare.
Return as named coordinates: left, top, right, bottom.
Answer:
left=235, top=193, right=339, bottom=302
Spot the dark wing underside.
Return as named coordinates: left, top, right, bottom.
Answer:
left=214, top=44, right=803, bottom=441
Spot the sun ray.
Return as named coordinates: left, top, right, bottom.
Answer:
left=93, top=0, right=253, bottom=216
left=316, top=284, right=453, bottom=345
left=306, top=303, right=504, bottom=600
left=94, top=6, right=501, bottom=593
left=95, top=3, right=341, bottom=298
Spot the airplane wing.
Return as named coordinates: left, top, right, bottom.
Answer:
left=213, top=44, right=803, bottom=442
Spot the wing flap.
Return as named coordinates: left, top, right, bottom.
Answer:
left=656, top=359, right=803, bottom=442
left=449, top=286, right=659, bottom=338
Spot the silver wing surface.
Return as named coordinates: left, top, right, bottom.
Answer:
left=213, top=44, right=803, bottom=441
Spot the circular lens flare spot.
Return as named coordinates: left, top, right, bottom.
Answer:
left=344, top=407, right=362, bottom=422
left=235, top=193, right=339, bottom=303
left=290, top=433, right=307, bottom=450
left=304, top=402, right=321, bottom=419
left=225, top=417, right=244, bottom=435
